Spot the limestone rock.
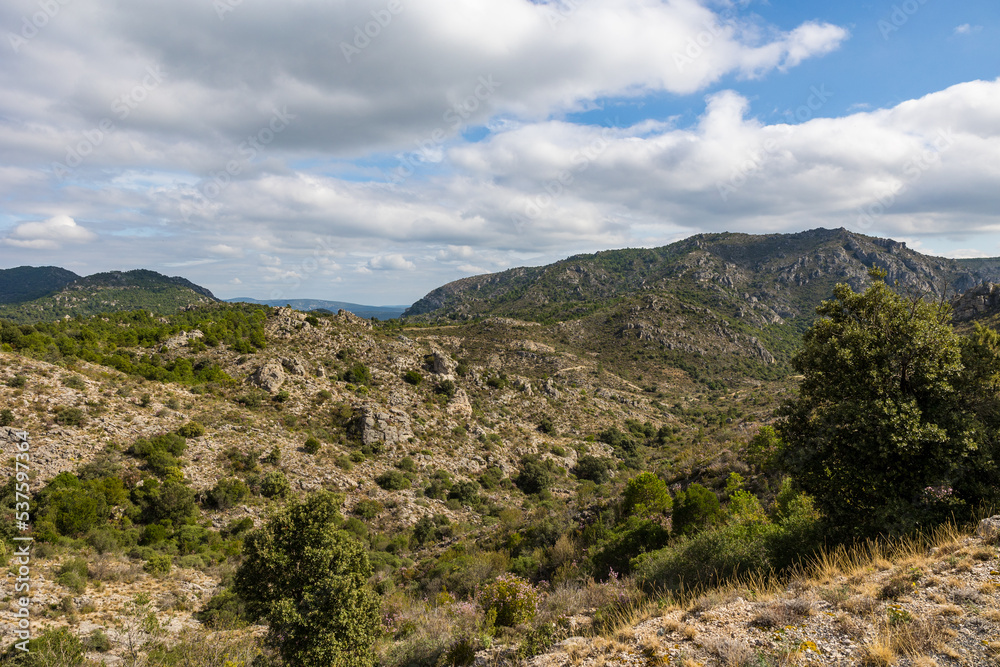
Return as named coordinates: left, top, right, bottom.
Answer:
left=977, top=515, right=1000, bottom=540
left=160, top=329, right=203, bottom=351
left=280, top=357, right=307, bottom=376
left=248, top=361, right=285, bottom=393
left=432, top=348, right=457, bottom=375
left=355, top=405, right=412, bottom=450
left=447, top=388, right=473, bottom=417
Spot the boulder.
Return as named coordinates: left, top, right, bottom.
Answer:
left=280, top=357, right=307, bottom=376
left=447, top=388, right=473, bottom=417
left=248, top=362, right=285, bottom=393
left=977, top=515, right=1000, bottom=540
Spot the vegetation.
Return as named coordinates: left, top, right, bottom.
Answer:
left=234, top=492, right=381, bottom=667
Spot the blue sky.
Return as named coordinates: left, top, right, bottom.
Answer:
left=1, top=0, right=998, bottom=304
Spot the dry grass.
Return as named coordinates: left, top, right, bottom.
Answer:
left=748, top=598, right=813, bottom=629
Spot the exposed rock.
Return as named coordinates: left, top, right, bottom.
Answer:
left=337, top=309, right=372, bottom=328
left=447, top=388, right=473, bottom=417
left=431, top=348, right=457, bottom=375
left=160, top=329, right=203, bottom=351
left=952, top=282, right=1000, bottom=322
left=355, top=405, right=412, bottom=450
left=280, top=357, right=307, bottom=376
left=542, top=378, right=561, bottom=399
left=247, top=361, right=285, bottom=393
left=977, top=515, right=1000, bottom=540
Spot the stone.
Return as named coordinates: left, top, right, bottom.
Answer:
left=447, top=388, right=473, bottom=417
left=355, top=405, right=412, bottom=450
left=431, top=348, right=457, bottom=375
left=248, top=361, right=285, bottom=393
left=280, top=357, right=307, bottom=375
left=977, top=515, right=1000, bottom=540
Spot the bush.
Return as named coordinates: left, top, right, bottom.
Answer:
left=304, top=437, right=321, bottom=454
left=260, top=471, right=291, bottom=499
left=403, top=370, right=423, bottom=385
left=396, top=456, right=417, bottom=472
left=672, top=483, right=721, bottom=537
left=0, top=409, right=14, bottom=427
left=353, top=499, right=383, bottom=520
left=54, top=406, right=85, bottom=426
left=177, top=421, right=205, bottom=438
left=514, top=456, right=552, bottom=495
left=144, top=553, right=172, bottom=576
left=538, top=417, right=557, bottom=435
left=448, top=480, right=481, bottom=506
left=2, top=626, right=85, bottom=665
left=208, top=478, right=251, bottom=510
left=6, top=375, right=26, bottom=388
left=195, top=588, right=248, bottom=629
left=572, top=455, right=613, bottom=484
left=477, top=574, right=538, bottom=627
left=376, top=470, right=411, bottom=491
left=436, top=379, right=457, bottom=398
left=341, top=363, right=372, bottom=385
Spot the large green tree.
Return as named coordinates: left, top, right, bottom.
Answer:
left=779, top=269, right=1000, bottom=537
left=234, top=492, right=381, bottom=667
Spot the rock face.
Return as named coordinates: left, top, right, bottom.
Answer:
left=447, top=389, right=473, bottom=417
left=952, top=282, right=1000, bottom=322
left=248, top=361, right=285, bottom=393
left=160, top=329, right=203, bottom=351
left=431, top=348, right=457, bottom=375
left=355, top=405, right=412, bottom=450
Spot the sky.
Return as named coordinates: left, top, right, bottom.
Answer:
left=0, top=0, right=998, bottom=305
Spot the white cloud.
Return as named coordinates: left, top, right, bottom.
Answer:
left=954, top=24, right=982, bottom=35
left=4, top=215, right=97, bottom=249
left=367, top=254, right=416, bottom=271
left=208, top=244, right=244, bottom=257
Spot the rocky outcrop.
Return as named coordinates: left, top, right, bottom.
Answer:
left=952, top=282, right=1000, bottom=322
left=247, top=362, right=285, bottom=393
left=160, top=329, right=203, bottom=350
left=280, top=357, right=307, bottom=376
left=431, top=348, right=457, bottom=375
left=447, top=389, right=473, bottom=417
left=355, top=405, right=412, bottom=450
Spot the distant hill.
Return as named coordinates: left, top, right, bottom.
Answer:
left=404, top=228, right=1000, bottom=380
left=0, top=266, right=80, bottom=304
left=226, top=297, right=407, bottom=320
left=0, top=269, right=218, bottom=323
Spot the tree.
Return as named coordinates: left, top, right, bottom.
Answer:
left=234, top=492, right=380, bottom=667
left=621, top=472, right=672, bottom=518
left=672, top=483, right=720, bottom=537
left=778, top=269, right=998, bottom=537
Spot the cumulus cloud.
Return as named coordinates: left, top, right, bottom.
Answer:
left=367, top=254, right=416, bottom=271
left=4, top=215, right=97, bottom=249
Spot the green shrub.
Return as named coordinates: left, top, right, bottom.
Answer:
left=341, top=363, right=372, bottom=385
left=56, top=559, right=88, bottom=594
left=572, top=455, right=613, bottom=485
left=403, top=370, right=423, bottom=385
left=538, top=417, right=557, bottom=435
left=436, top=379, right=457, bottom=398
left=0, top=409, right=14, bottom=427
left=304, top=437, right=321, bottom=454
left=54, top=406, right=85, bottom=426
left=477, top=574, right=538, bottom=627
left=194, top=588, right=249, bottom=629
left=353, top=499, right=383, bottom=520
left=86, top=628, right=112, bottom=653
left=144, top=553, right=172, bottom=576
left=177, top=421, right=205, bottom=438
left=335, top=455, right=354, bottom=471
left=62, top=375, right=86, bottom=390
left=6, top=375, right=27, bottom=388
left=208, top=478, right=251, bottom=510
left=376, top=470, right=411, bottom=491
left=448, top=480, right=481, bottom=506
left=260, top=471, right=291, bottom=499
left=514, top=456, right=552, bottom=495
left=396, top=456, right=417, bottom=472
left=263, top=446, right=282, bottom=465
left=672, top=483, right=721, bottom=537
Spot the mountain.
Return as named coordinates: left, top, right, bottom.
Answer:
left=226, top=297, right=407, bottom=320
left=404, top=228, right=1000, bottom=379
left=0, top=265, right=80, bottom=304
left=0, top=269, right=218, bottom=323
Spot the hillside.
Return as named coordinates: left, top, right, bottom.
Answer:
left=406, top=229, right=1000, bottom=383
left=0, top=266, right=79, bottom=304
left=406, top=229, right=1000, bottom=324
left=0, top=269, right=218, bottom=323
